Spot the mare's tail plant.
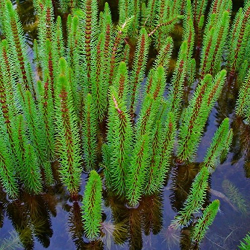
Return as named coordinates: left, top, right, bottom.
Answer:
left=171, top=167, right=209, bottom=228
left=82, top=93, right=97, bottom=171
left=55, top=58, right=82, bottom=196
left=145, top=112, right=176, bottom=195
left=18, top=87, right=53, bottom=185
left=203, top=118, right=233, bottom=171
left=0, top=135, right=18, bottom=198
left=103, top=87, right=132, bottom=197
left=129, top=28, right=149, bottom=117
left=238, top=232, right=250, bottom=250
left=2, top=0, right=35, bottom=97
left=177, top=70, right=226, bottom=162
left=200, top=9, right=230, bottom=77
left=15, top=115, right=43, bottom=194
left=191, top=199, right=220, bottom=247
left=236, top=69, right=250, bottom=123
left=82, top=170, right=102, bottom=240
left=227, top=1, right=250, bottom=80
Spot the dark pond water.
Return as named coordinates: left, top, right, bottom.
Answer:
left=0, top=0, right=250, bottom=249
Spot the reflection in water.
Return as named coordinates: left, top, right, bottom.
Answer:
left=1, top=179, right=66, bottom=249
left=179, top=227, right=193, bottom=250
left=170, top=163, right=200, bottom=212
left=68, top=201, right=84, bottom=249
left=141, top=194, right=163, bottom=236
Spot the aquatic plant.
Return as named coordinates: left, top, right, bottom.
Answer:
left=238, top=232, right=250, bottom=250
left=171, top=167, right=209, bottom=228
left=177, top=70, right=226, bottom=162
left=203, top=118, right=233, bottom=171
left=227, top=2, right=250, bottom=79
left=82, top=93, right=97, bottom=171
left=55, top=58, right=82, bottom=196
left=103, top=87, right=132, bottom=197
left=0, top=0, right=247, bottom=248
left=82, top=170, right=102, bottom=240
left=191, top=199, right=220, bottom=246
left=236, top=69, right=250, bottom=123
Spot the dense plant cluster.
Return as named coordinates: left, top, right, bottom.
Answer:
left=0, top=0, right=249, bottom=248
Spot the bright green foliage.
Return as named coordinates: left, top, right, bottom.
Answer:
left=80, top=0, right=98, bottom=87
left=167, top=40, right=188, bottom=116
left=153, top=0, right=183, bottom=48
left=127, top=0, right=140, bottom=36
left=136, top=94, right=160, bottom=140
left=238, top=232, right=250, bottom=250
left=227, top=2, right=250, bottom=77
left=0, top=40, right=16, bottom=119
left=129, top=28, right=149, bottom=116
left=55, top=16, right=65, bottom=58
left=82, top=94, right=97, bottom=171
left=192, top=0, right=208, bottom=49
left=153, top=36, right=173, bottom=70
left=67, top=14, right=81, bottom=111
left=91, top=33, right=107, bottom=120
left=0, top=40, right=18, bottom=162
left=172, top=167, right=209, bottom=228
left=82, top=170, right=102, bottom=240
left=37, top=79, right=55, bottom=160
left=220, top=128, right=233, bottom=163
left=145, top=112, right=176, bottom=195
left=18, top=87, right=53, bottom=184
left=184, top=0, right=195, bottom=62
left=2, top=0, right=35, bottom=96
left=177, top=74, right=212, bottom=161
left=137, top=69, right=166, bottom=138
left=145, top=66, right=166, bottom=102
left=122, top=43, right=131, bottom=67
left=108, top=16, right=134, bottom=85
left=118, top=0, right=134, bottom=26
left=36, top=0, right=54, bottom=46
left=236, top=69, right=250, bottom=122
left=222, top=180, right=248, bottom=215
left=113, top=61, right=129, bottom=104
left=0, top=136, right=18, bottom=198
left=14, top=115, right=43, bottom=193
left=200, top=10, right=230, bottom=76
left=193, top=0, right=209, bottom=27
left=18, top=87, right=53, bottom=185
left=55, top=58, right=82, bottom=196
left=104, top=87, right=133, bottom=196
left=36, top=11, right=59, bottom=106
left=177, top=70, right=226, bottom=162
left=91, top=3, right=113, bottom=120
left=203, top=118, right=232, bottom=171
left=192, top=199, right=220, bottom=245
left=238, top=59, right=249, bottom=84
left=22, top=144, right=43, bottom=194
left=204, top=0, right=232, bottom=34
left=144, top=0, right=158, bottom=27
left=126, top=134, right=149, bottom=207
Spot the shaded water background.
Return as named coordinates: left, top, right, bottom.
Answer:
left=0, top=0, right=250, bottom=249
